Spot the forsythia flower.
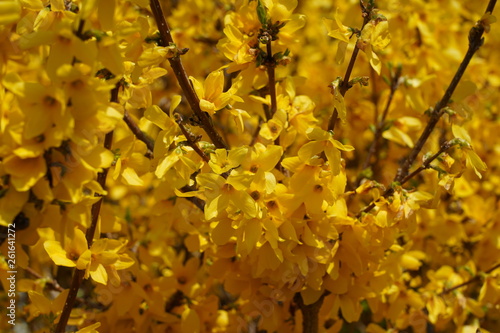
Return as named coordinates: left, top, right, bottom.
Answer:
left=196, top=172, right=259, bottom=220
left=44, top=229, right=134, bottom=285
left=189, top=70, right=243, bottom=115
left=358, top=18, right=391, bottom=74
left=323, top=9, right=352, bottom=43
left=298, top=127, right=354, bottom=175
left=26, top=289, right=69, bottom=321
left=208, top=147, right=248, bottom=174
left=44, top=228, right=90, bottom=269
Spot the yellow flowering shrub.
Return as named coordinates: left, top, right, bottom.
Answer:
left=0, top=0, right=499, bottom=332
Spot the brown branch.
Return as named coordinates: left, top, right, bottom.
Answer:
left=327, top=1, right=373, bottom=132
left=360, top=65, right=402, bottom=174
left=55, top=84, right=119, bottom=333
left=174, top=114, right=210, bottom=163
left=395, top=0, right=496, bottom=182
left=265, top=41, right=277, bottom=120
left=357, top=140, right=454, bottom=217
left=294, top=292, right=326, bottom=333
left=250, top=119, right=263, bottom=146
left=149, top=0, right=228, bottom=150
left=441, top=262, right=500, bottom=295
left=123, top=110, right=154, bottom=158
left=25, top=267, right=85, bottom=304
left=357, top=0, right=497, bottom=218
left=179, top=184, right=205, bottom=211
left=399, top=141, right=452, bottom=185
left=263, top=37, right=284, bottom=171
left=25, top=267, right=63, bottom=292
left=370, top=66, right=379, bottom=124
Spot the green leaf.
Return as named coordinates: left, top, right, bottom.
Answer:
left=257, top=0, right=267, bottom=26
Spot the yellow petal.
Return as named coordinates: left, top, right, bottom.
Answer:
left=169, top=95, right=182, bottom=115
left=0, top=1, right=21, bottom=25
left=20, top=0, right=44, bottom=10
left=0, top=189, right=29, bottom=227
left=300, top=287, right=324, bottom=305
left=145, top=105, right=170, bottom=130
left=199, top=99, right=216, bottom=113
left=452, top=124, right=472, bottom=143
left=121, top=167, right=144, bottom=186
left=339, top=294, right=360, bottom=322
left=77, top=250, right=92, bottom=270
left=465, top=149, right=487, bottom=179
left=244, top=219, right=262, bottom=252
left=3, top=155, right=47, bottom=192
left=298, top=141, right=325, bottom=162
left=323, top=10, right=351, bottom=43
left=212, top=219, right=234, bottom=245
left=50, top=0, right=65, bottom=11
left=73, top=228, right=89, bottom=255
left=189, top=76, right=205, bottom=99
left=382, top=126, right=414, bottom=148
left=76, top=322, right=102, bottom=333
left=204, top=70, right=224, bottom=101
left=90, top=264, right=108, bottom=285
left=181, top=308, right=200, bottom=333
left=44, top=241, right=76, bottom=267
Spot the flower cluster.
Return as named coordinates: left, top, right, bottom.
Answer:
left=0, top=0, right=499, bottom=332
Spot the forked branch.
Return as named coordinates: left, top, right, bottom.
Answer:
left=395, top=0, right=497, bottom=182
left=149, top=0, right=228, bottom=150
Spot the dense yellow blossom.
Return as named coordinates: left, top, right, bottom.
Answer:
left=0, top=0, right=499, bottom=332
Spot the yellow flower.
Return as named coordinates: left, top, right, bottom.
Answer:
left=162, top=251, right=201, bottom=297
left=2, top=72, right=70, bottom=141
left=25, top=289, right=69, bottom=322
left=20, top=18, right=99, bottom=80
left=281, top=164, right=336, bottom=215
left=240, top=143, right=283, bottom=193
left=44, top=228, right=90, bottom=269
left=85, top=238, right=135, bottom=285
left=208, top=147, right=248, bottom=174
left=298, top=127, right=354, bottom=175
left=262, top=0, right=298, bottom=23
left=324, top=9, right=352, bottom=65
left=76, top=323, right=102, bottom=333
left=358, top=19, right=391, bottom=74
left=323, top=9, right=352, bottom=43
left=0, top=187, right=29, bottom=227
left=2, top=154, right=47, bottom=192
left=189, top=70, right=243, bottom=114
left=217, top=24, right=257, bottom=69
left=196, top=173, right=259, bottom=220
left=452, top=124, right=487, bottom=178
left=44, top=229, right=134, bottom=285
left=0, top=1, right=21, bottom=26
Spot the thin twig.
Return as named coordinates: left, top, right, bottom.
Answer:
left=360, top=65, right=402, bottom=173
left=327, top=1, right=372, bottom=132
left=370, top=66, right=379, bottom=124
left=441, top=262, right=500, bottom=295
left=123, top=110, right=154, bottom=158
left=149, top=0, right=228, bottom=149
left=55, top=84, right=119, bottom=333
left=25, top=267, right=63, bottom=292
left=266, top=41, right=277, bottom=120
left=175, top=114, right=210, bottom=163
left=357, top=140, right=454, bottom=217
left=179, top=184, right=206, bottom=211
left=24, top=267, right=85, bottom=304
left=250, top=119, right=263, bottom=146
left=395, top=0, right=496, bottom=182
left=399, top=141, right=452, bottom=185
